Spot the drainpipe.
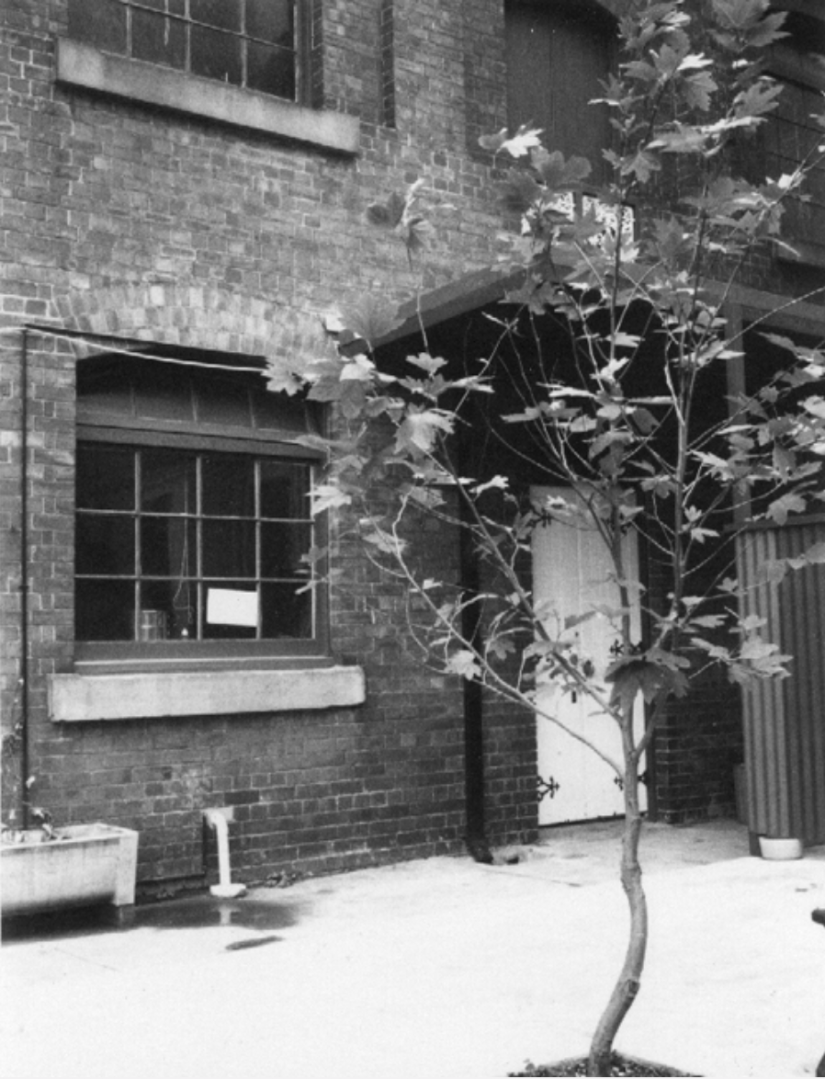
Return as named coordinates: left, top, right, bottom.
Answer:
left=461, top=539, right=491, bottom=863
left=19, top=328, right=30, bottom=830
left=458, top=429, right=492, bottom=864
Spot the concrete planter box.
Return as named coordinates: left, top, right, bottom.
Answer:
left=1, top=823, right=138, bottom=921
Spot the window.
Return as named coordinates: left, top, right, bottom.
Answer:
left=763, top=11, right=825, bottom=267
left=67, top=0, right=304, bottom=102
left=505, top=0, right=616, bottom=184
left=75, top=346, right=326, bottom=667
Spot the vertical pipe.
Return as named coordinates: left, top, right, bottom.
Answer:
left=460, top=483, right=490, bottom=861
left=20, top=329, right=30, bottom=830
left=458, top=424, right=490, bottom=863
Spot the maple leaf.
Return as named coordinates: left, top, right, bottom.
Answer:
left=499, top=170, right=544, bottom=214
left=624, top=150, right=660, bottom=182
left=395, top=408, right=455, bottom=454
left=406, top=352, right=448, bottom=375
left=445, top=649, right=483, bottom=681
left=311, top=483, right=352, bottom=515
left=266, top=362, right=304, bottom=396
left=682, top=69, right=717, bottom=111
left=366, top=191, right=406, bottom=228
left=532, top=148, right=592, bottom=189
left=478, top=127, right=509, bottom=153
left=337, top=294, right=404, bottom=349
left=733, top=79, right=784, bottom=124
left=766, top=492, right=806, bottom=525
left=501, top=124, right=544, bottom=158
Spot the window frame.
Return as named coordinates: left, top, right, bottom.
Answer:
left=504, top=0, right=618, bottom=187
left=74, top=353, right=330, bottom=674
left=66, top=0, right=311, bottom=105
left=56, top=4, right=361, bottom=154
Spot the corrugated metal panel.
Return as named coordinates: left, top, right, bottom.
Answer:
left=737, top=522, right=825, bottom=844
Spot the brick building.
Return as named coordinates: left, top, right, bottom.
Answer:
left=2, top=0, right=824, bottom=897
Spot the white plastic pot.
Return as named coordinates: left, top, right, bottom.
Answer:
left=758, top=835, right=803, bottom=860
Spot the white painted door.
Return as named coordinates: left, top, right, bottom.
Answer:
left=531, top=487, right=647, bottom=825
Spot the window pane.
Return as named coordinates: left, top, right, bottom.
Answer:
left=202, top=582, right=258, bottom=638
left=260, top=460, right=309, bottom=518
left=202, top=519, right=256, bottom=577
left=68, top=0, right=127, bottom=54
left=191, top=25, right=242, bottom=84
left=201, top=456, right=254, bottom=516
left=76, top=513, right=136, bottom=575
left=132, top=362, right=193, bottom=421
left=77, top=444, right=135, bottom=511
left=247, top=40, right=296, bottom=99
left=197, top=375, right=252, bottom=427
left=141, top=516, right=196, bottom=577
left=246, top=0, right=294, bottom=45
left=131, top=8, right=187, bottom=69
left=141, top=449, right=196, bottom=514
left=140, top=580, right=196, bottom=639
left=261, top=522, right=311, bottom=577
left=261, top=582, right=313, bottom=638
left=76, top=579, right=135, bottom=641
left=253, top=392, right=313, bottom=436
left=191, top=0, right=241, bottom=32
left=76, top=359, right=134, bottom=415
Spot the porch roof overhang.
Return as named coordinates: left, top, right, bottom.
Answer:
left=379, top=266, right=521, bottom=348
left=377, top=269, right=825, bottom=351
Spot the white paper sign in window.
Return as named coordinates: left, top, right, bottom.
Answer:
left=206, top=588, right=259, bottom=628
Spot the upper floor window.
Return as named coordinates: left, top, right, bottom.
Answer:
left=67, top=0, right=305, bottom=102
left=505, top=0, right=616, bottom=185
left=763, top=10, right=825, bottom=267
left=75, top=345, right=327, bottom=668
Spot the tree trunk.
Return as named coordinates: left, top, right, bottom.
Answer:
left=586, top=742, right=648, bottom=1076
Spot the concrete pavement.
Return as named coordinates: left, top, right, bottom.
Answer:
left=2, top=818, right=825, bottom=1078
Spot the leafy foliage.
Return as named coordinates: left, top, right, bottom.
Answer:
left=266, top=3, right=825, bottom=1069
left=266, top=0, right=825, bottom=733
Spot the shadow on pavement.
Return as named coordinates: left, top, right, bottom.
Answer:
left=2, top=893, right=302, bottom=943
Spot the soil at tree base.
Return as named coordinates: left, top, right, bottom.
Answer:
left=508, top=1054, right=700, bottom=1076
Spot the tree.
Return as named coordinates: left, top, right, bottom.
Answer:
left=269, top=1, right=825, bottom=1073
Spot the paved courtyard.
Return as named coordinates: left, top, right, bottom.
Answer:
left=2, top=819, right=825, bottom=1078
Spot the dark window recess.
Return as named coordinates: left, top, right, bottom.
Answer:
left=505, top=0, right=615, bottom=185
left=761, top=13, right=825, bottom=267
left=67, top=0, right=299, bottom=102
left=75, top=347, right=325, bottom=659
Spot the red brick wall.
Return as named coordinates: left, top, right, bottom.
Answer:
left=0, top=0, right=536, bottom=892
left=6, top=0, right=820, bottom=891
left=643, top=542, right=744, bottom=823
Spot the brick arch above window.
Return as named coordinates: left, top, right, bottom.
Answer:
left=53, top=284, right=329, bottom=361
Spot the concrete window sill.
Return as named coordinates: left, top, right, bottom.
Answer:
left=56, top=38, right=360, bottom=155
left=48, top=665, right=366, bottom=721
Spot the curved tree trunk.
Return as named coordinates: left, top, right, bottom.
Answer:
left=587, top=714, right=648, bottom=1076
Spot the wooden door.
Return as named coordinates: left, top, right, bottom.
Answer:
left=531, top=487, right=646, bottom=825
